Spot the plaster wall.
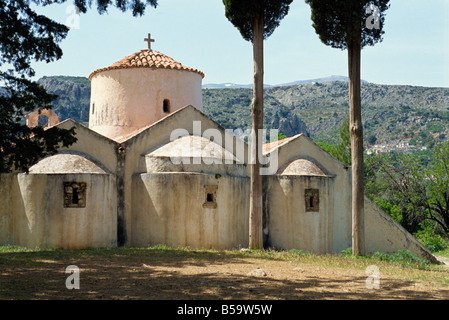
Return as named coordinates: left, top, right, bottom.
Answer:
left=364, top=197, right=437, bottom=263
left=131, top=172, right=249, bottom=249
left=121, top=106, right=249, bottom=246
left=25, top=108, right=61, bottom=128
left=267, top=176, right=334, bottom=253
left=56, top=120, right=118, bottom=174
left=1, top=173, right=117, bottom=249
left=0, top=174, right=18, bottom=245
left=269, top=136, right=352, bottom=253
left=89, top=69, right=203, bottom=140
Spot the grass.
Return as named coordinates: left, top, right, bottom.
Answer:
left=1, top=244, right=448, bottom=300
left=0, top=244, right=444, bottom=270
left=1, top=245, right=447, bottom=281
left=435, top=247, right=449, bottom=258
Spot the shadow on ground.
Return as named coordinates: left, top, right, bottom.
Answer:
left=0, top=249, right=447, bottom=300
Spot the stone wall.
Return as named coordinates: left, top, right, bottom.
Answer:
left=89, top=68, right=203, bottom=141
left=0, top=173, right=117, bottom=249
left=266, top=175, right=335, bottom=253
left=131, top=172, right=249, bottom=250
left=364, top=197, right=437, bottom=263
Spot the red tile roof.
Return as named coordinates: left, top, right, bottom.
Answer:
left=263, top=136, right=298, bottom=154
left=89, top=49, right=204, bottom=80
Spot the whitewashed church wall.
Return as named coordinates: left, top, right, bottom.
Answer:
left=6, top=173, right=117, bottom=249
left=131, top=172, right=249, bottom=249
left=364, top=197, right=437, bottom=263
left=273, top=136, right=348, bottom=180
left=0, top=174, right=17, bottom=245
left=328, top=169, right=352, bottom=253
left=122, top=106, right=250, bottom=246
left=266, top=176, right=335, bottom=253
left=89, top=69, right=203, bottom=141
left=56, top=120, right=119, bottom=174
left=269, top=136, right=353, bottom=253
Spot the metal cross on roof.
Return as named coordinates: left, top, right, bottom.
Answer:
left=144, top=33, right=155, bottom=50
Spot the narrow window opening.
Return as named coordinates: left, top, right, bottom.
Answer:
left=163, top=99, right=170, bottom=113
left=72, top=187, right=79, bottom=204
left=64, top=182, right=86, bottom=208
left=203, top=185, right=218, bottom=209
left=92, top=103, right=95, bottom=114
left=305, top=189, right=319, bottom=212
left=206, top=193, right=214, bottom=203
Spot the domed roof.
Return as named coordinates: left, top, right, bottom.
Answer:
left=28, top=153, right=108, bottom=174
left=278, top=159, right=328, bottom=176
left=146, top=135, right=236, bottom=161
left=143, top=135, right=247, bottom=177
left=89, top=49, right=204, bottom=80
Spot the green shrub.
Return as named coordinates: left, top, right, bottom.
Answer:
left=374, top=198, right=403, bottom=223
left=340, top=247, right=353, bottom=256
left=414, top=230, right=448, bottom=252
left=372, top=250, right=430, bottom=267
left=288, top=249, right=303, bottom=255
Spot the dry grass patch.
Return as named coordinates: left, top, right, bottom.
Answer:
left=0, top=245, right=448, bottom=300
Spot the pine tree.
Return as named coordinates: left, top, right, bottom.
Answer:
left=0, top=0, right=157, bottom=173
left=305, top=0, right=390, bottom=255
left=223, top=0, right=292, bottom=249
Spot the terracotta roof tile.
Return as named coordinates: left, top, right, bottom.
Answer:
left=263, top=136, right=297, bottom=154
left=89, top=49, right=204, bottom=80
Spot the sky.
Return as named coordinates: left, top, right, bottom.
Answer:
left=31, top=0, right=449, bottom=88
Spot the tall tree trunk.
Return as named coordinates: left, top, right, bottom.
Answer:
left=348, top=35, right=365, bottom=256
left=249, top=16, right=264, bottom=249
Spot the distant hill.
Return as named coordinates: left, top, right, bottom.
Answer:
left=202, top=83, right=272, bottom=89
left=37, top=76, right=90, bottom=124
left=202, top=75, right=367, bottom=89
left=275, top=75, right=367, bottom=87
left=37, top=76, right=449, bottom=147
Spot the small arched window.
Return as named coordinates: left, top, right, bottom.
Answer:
left=64, top=182, right=86, bottom=208
left=163, top=99, right=170, bottom=113
left=305, top=189, right=319, bottom=212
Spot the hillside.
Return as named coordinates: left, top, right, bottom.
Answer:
left=202, top=75, right=367, bottom=88
left=37, top=76, right=91, bottom=125
left=265, top=82, right=449, bottom=145
left=37, top=76, right=449, bottom=147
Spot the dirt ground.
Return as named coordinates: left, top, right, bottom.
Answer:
left=0, top=249, right=448, bottom=300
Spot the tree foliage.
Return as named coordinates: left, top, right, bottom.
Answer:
left=305, top=0, right=390, bottom=49
left=305, top=0, right=390, bottom=256
left=74, top=0, right=158, bottom=16
left=223, top=0, right=292, bottom=42
left=222, top=0, right=292, bottom=249
left=366, top=142, right=449, bottom=238
left=317, top=116, right=351, bottom=166
left=0, top=0, right=158, bottom=173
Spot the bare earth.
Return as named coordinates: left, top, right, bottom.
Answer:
left=0, top=249, right=448, bottom=300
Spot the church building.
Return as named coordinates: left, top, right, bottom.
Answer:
left=0, top=36, right=437, bottom=263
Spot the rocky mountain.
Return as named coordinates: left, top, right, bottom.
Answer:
left=202, top=83, right=271, bottom=89
left=37, top=76, right=449, bottom=147
left=264, top=81, right=449, bottom=145
left=202, top=75, right=367, bottom=89
left=276, top=75, right=367, bottom=87
left=37, top=76, right=90, bottom=125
